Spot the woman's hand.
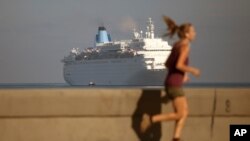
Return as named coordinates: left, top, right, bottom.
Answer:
left=183, top=73, right=190, bottom=83
left=191, top=68, right=201, bottom=77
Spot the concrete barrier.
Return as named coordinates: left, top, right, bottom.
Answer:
left=0, top=88, right=249, bottom=141
left=215, top=88, right=250, bottom=116
left=0, top=88, right=142, bottom=116
left=212, top=117, right=250, bottom=141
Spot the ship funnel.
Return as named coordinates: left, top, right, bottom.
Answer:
left=95, top=26, right=111, bottom=44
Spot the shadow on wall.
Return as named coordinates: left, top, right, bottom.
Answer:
left=131, top=89, right=170, bottom=141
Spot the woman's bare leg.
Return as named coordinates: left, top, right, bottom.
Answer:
left=152, top=96, right=188, bottom=123
left=151, top=96, right=188, bottom=139
left=172, top=96, right=188, bottom=139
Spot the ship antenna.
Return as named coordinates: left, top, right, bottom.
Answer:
left=133, top=28, right=140, bottom=39
left=147, top=17, right=154, bottom=39
left=140, top=30, right=143, bottom=38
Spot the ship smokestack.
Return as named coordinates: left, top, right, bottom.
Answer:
left=95, top=26, right=111, bottom=44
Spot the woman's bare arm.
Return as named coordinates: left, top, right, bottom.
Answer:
left=176, top=41, right=200, bottom=77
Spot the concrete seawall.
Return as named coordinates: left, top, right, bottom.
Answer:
left=0, top=88, right=249, bottom=141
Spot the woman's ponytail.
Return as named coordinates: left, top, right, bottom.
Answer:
left=163, top=16, right=192, bottom=39
left=162, top=16, right=179, bottom=38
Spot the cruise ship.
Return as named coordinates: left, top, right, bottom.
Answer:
left=62, top=18, right=172, bottom=86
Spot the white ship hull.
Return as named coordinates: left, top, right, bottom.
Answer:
left=62, top=18, right=171, bottom=86
left=63, top=57, right=167, bottom=86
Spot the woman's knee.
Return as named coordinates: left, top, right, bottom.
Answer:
left=183, top=110, right=188, bottom=118
left=176, top=110, right=188, bottom=119
left=173, top=97, right=189, bottom=119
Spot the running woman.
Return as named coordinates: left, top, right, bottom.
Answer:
left=140, top=16, right=201, bottom=141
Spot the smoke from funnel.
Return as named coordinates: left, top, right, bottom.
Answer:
left=89, top=17, right=105, bottom=28
left=119, top=16, right=138, bottom=33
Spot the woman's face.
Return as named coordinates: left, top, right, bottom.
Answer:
left=186, top=26, right=196, bottom=41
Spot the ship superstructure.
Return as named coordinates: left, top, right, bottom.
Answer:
left=62, top=18, right=172, bottom=86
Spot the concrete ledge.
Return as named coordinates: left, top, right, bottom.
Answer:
left=1, top=117, right=250, bottom=141
left=0, top=117, right=138, bottom=141
left=212, top=117, right=250, bottom=141
left=161, top=117, right=212, bottom=141
left=0, top=88, right=142, bottom=116
left=0, top=88, right=216, bottom=117
left=215, top=88, right=250, bottom=116
left=0, top=88, right=250, bottom=141
left=0, top=117, right=213, bottom=141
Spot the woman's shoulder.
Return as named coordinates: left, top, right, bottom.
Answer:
left=174, top=39, right=190, bottom=50
left=179, top=39, right=189, bottom=47
left=177, top=41, right=190, bottom=56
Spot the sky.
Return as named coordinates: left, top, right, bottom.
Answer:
left=0, top=0, right=250, bottom=84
